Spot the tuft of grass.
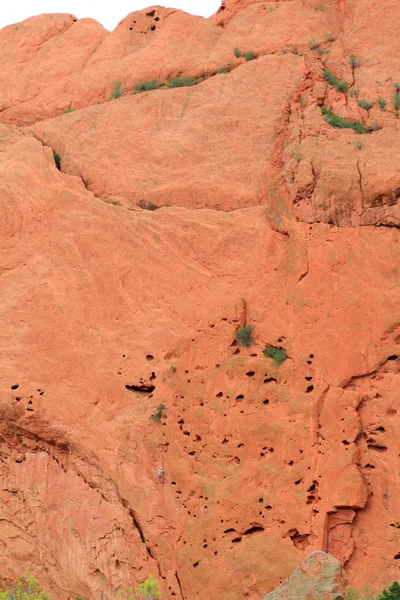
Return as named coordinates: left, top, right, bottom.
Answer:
left=167, top=76, right=202, bottom=88
left=354, top=140, right=363, bottom=150
left=292, top=46, right=299, bottom=55
left=321, top=106, right=368, bottom=133
left=150, top=404, right=165, bottom=423
left=111, top=200, right=121, bottom=206
left=134, top=80, right=163, bottom=93
left=308, top=37, right=320, bottom=50
left=63, top=104, right=73, bottom=114
left=394, top=93, right=400, bottom=112
left=218, top=67, right=229, bottom=74
left=350, top=55, right=359, bottom=68
left=244, top=50, right=257, bottom=61
left=169, top=365, right=176, bottom=373
left=264, top=345, right=288, bottom=365
left=300, top=95, right=307, bottom=106
left=357, top=99, right=372, bottom=110
left=394, top=82, right=400, bottom=92
left=325, top=33, right=336, bottom=42
left=323, top=69, right=349, bottom=93
left=378, top=97, right=386, bottom=111
left=349, top=88, right=358, bottom=97
left=110, top=81, right=123, bottom=100
left=295, top=154, right=301, bottom=164
left=53, top=152, right=61, bottom=170
left=317, top=48, right=330, bottom=56
left=370, top=120, right=380, bottom=131
left=233, top=48, right=242, bottom=58
left=235, top=325, right=254, bottom=347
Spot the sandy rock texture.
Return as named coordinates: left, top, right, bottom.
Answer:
left=264, top=552, right=347, bottom=600
left=0, top=1, right=399, bottom=600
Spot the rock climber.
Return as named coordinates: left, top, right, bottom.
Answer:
left=157, top=466, right=164, bottom=483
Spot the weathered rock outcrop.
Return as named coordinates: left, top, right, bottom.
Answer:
left=264, top=552, right=347, bottom=600
left=0, top=1, right=399, bottom=600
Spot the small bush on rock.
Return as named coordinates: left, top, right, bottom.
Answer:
left=0, top=574, right=51, bottom=600
left=235, top=325, right=254, bottom=347
left=150, top=404, right=165, bottom=423
left=263, top=345, right=288, bottom=364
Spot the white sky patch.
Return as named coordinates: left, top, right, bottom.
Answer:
left=0, top=0, right=221, bottom=31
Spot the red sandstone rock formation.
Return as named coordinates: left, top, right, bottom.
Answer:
left=0, top=2, right=399, bottom=600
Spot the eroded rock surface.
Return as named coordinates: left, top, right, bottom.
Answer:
left=0, top=2, right=399, bottom=600
left=264, top=551, right=348, bottom=600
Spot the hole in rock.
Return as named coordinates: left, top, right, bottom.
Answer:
left=305, top=376, right=313, bottom=381
left=151, top=25, right=156, bottom=30
left=375, top=426, right=385, bottom=432
left=264, top=377, right=277, bottom=384
left=11, top=385, right=19, bottom=390
left=146, top=9, right=156, bottom=16
left=146, top=355, right=154, bottom=361
left=306, top=385, right=314, bottom=393
left=342, top=440, right=350, bottom=445
left=232, top=537, right=242, bottom=543
left=387, top=355, right=398, bottom=361
left=236, top=394, right=244, bottom=400
left=243, top=525, right=265, bottom=536
left=216, top=392, right=223, bottom=397
left=246, top=371, right=255, bottom=377
left=263, top=399, right=270, bottom=405
left=125, top=383, right=155, bottom=393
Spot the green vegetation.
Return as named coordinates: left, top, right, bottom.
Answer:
left=317, top=48, right=330, bottom=56
left=134, top=80, right=163, bottom=93
left=394, top=92, right=400, bottom=112
left=0, top=574, right=51, bottom=600
left=167, top=76, right=202, bottom=88
left=136, top=575, right=161, bottom=600
left=264, top=345, right=288, bottom=365
left=321, top=107, right=368, bottom=133
left=295, top=153, right=301, bottom=163
left=357, top=99, right=372, bottom=110
left=244, top=50, right=257, bottom=61
left=308, top=37, right=319, bottom=50
left=235, top=325, right=254, bottom=347
left=63, top=104, right=73, bottom=114
left=378, top=97, right=387, bottom=110
left=300, top=95, right=307, bottom=106
left=394, top=82, right=400, bottom=92
left=355, top=140, right=363, bottom=150
left=234, top=47, right=242, bottom=58
left=292, top=46, right=299, bottom=55
left=111, top=200, right=121, bottom=206
left=325, top=33, right=336, bottom=42
left=323, top=69, right=349, bottom=93
left=169, top=365, right=176, bottom=373
left=53, top=152, right=61, bottom=170
left=350, top=55, right=359, bottom=68
left=349, top=88, right=358, bottom=97
left=110, top=81, right=123, bottom=100
left=150, top=404, right=165, bottom=423
left=345, top=582, right=400, bottom=600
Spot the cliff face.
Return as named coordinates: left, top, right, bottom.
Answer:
left=0, top=2, right=399, bottom=600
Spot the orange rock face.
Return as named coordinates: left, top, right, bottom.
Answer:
left=0, top=3, right=399, bottom=600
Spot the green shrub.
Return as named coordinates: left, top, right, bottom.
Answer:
left=135, top=575, right=161, bottom=600
left=394, top=82, right=400, bottom=92
left=349, top=88, right=358, bottom=97
left=321, top=107, right=368, bottom=133
left=235, top=325, right=254, bottom=347
left=0, top=574, right=51, bottom=600
left=234, top=48, right=242, bottom=58
left=53, top=152, right=61, bottom=170
left=134, top=80, right=163, bottom=93
left=167, top=76, right=201, bottom=88
left=378, top=97, right=386, bottom=110
left=292, top=46, right=299, bottom=55
left=394, top=93, right=400, bottom=112
left=317, top=48, right=330, bottom=56
left=350, top=55, right=359, bottom=68
left=150, top=404, right=165, bottom=423
left=110, top=81, right=123, bottom=100
left=63, top=104, right=73, bottom=114
left=379, top=582, right=400, bottom=600
left=325, top=33, right=336, bottom=42
left=308, top=37, right=319, bottom=50
left=169, top=365, right=176, bottom=373
left=111, top=200, right=121, bottom=206
left=323, top=69, right=348, bottom=93
left=263, top=345, right=288, bottom=364
left=244, top=50, right=257, bottom=61
left=357, top=99, right=372, bottom=110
